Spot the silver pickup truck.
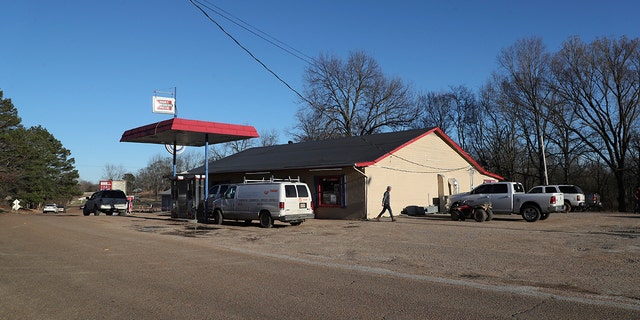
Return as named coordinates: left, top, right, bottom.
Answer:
left=83, top=189, right=128, bottom=216
left=446, top=182, right=564, bottom=222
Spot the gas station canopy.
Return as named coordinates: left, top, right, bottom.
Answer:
left=120, top=118, right=259, bottom=146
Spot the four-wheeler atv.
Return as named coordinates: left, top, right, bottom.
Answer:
left=449, top=201, right=493, bottom=222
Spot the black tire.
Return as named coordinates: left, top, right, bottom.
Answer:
left=474, top=208, right=487, bottom=222
left=486, top=208, right=494, bottom=221
left=521, top=205, right=541, bottom=222
left=290, top=221, right=303, bottom=226
left=540, top=212, right=550, bottom=220
left=212, top=209, right=223, bottom=225
left=93, top=206, right=100, bottom=216
left=83, top=208, right=90, bottom=216
left=450, top=211, right=460, bottom=221
left=259, top=211, right=273, bottom=228
left=564, top=201, right=572, bottom=213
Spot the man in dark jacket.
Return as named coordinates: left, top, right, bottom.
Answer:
left=374, top=186, right=396, bottom=222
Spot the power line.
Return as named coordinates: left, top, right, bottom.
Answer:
left=196, top=0, right=315, bottom=65
left=188, top=0, right=311, bottom=104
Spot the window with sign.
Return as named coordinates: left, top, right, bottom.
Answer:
left=316, top=176, right=345, bottom=207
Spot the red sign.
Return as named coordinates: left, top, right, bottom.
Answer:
left=153, top=96, right=176, bottom=114
left=99, top=180, right=112, bottom=190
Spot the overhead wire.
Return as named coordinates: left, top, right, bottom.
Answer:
left=188, top=0, right=311, bottom=104
left=195, top=0, right=315, bottom=65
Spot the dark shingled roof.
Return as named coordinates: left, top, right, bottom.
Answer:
left=188, top=128, right=434, bottom=174
left=187, top=128, right=502, bottom=180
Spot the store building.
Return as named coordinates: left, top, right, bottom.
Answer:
left=187, top=127, right=502, bottom=220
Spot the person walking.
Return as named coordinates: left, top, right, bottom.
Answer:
left=374, top=186, right=396, bottom=222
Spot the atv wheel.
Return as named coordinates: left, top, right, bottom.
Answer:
left=474, top=208, right=487, bottom=222
left=485, top=209, right=494, bottom=221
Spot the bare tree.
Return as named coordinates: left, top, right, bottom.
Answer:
left=176, top=149, right=205, bottom=173
left=414, top=91, right=455, bottom=134
left=496, top=37, right=554, bottom=185
left=449, top=85, right=479, bottom=151
left=550, top=36, right=640, bottom=211
left=258, top=128, right=279, bottom=147
left=293, top=51, right=419, bottom=141
left=545, top=94, right=592, bottom=183
left=136, top=154, right=172, bottom=199
left=102, top=164, right=126, bottom=181
left=207, top=128, right=278, bottom=161
left=472, top=78, right=526, bottom=183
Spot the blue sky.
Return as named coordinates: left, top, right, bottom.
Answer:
left=2, top=0, right=638, bottom=183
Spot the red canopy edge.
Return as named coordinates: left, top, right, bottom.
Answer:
left=120, top=118, right=259, bottom=147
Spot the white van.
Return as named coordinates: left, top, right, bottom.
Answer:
left=207, top=178, right=315, bottom=228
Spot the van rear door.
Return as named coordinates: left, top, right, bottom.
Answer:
left=296, top=184, right=312, bottom=211
left=282, top=184, right=312, bottom=214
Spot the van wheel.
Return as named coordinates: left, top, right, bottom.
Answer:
left=259, top=211, right=273, bottom=228
left=212, top=210, right=223, bottom=225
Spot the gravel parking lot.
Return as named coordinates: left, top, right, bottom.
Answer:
left=5, top=209, right=639, bottom=318
left=125, top=210, right=640, bottom=307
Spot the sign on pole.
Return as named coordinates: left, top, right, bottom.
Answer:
left=152, top=96, right=176, bottom=115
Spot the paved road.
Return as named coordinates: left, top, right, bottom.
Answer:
left=0, top=212, right=638, bottom=319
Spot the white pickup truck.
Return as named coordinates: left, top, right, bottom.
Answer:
left=446, top=182, right=564, bottom=222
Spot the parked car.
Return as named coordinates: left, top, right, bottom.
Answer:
left=83, top=189, right=128, bottom=216
left=43, top=204, right=58, bottom=214
left=57, top=206, right=66, bottom=213
left=528, top=184, right=585, bottom=212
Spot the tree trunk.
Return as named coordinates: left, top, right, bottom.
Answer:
left=615, top=169, right=627, bottom=212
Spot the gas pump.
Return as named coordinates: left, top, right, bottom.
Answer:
left=170, top=175, right=207, bottom=219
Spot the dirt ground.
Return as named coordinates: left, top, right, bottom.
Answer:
left=13, top=206, right=640, bottom=308
left=144, top=210, right=640, bottom=306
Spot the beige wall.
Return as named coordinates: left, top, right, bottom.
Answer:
left=363, top=132, right=496, bottom=218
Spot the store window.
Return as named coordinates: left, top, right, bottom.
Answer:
left=316, top=176, right=345, bottom=207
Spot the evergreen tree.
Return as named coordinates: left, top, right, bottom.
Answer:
left=0, top=91, right=24, bottom=199
left=0, top=91, right=81, bottom=207
left=10, top=126, right=81, bottom=207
